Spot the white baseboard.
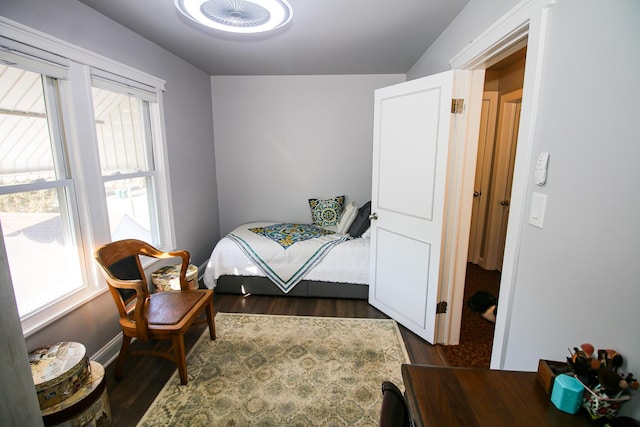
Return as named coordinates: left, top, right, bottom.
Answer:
left=90, top=332, right=122, bottom=368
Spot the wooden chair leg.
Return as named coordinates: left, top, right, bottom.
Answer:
left=206, top=298, right=216, bottom=340
left=115, top=334, right=131, bottom=380
left=173, top=334, right=188, bottom=385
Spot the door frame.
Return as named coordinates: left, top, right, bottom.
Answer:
left=436, top=0, right=555, bottom=369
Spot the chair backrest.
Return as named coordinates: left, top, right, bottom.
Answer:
left=379, top=381, right=411, bottom=427
left=95, top=239, right=154, bottom=300
left=101, top=255, right=142, bottom=302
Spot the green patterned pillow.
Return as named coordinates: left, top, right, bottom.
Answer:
left=308, top=195, right=345, bottom=227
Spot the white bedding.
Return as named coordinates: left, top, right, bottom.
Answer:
left=203, top=222, right=370, bottom=290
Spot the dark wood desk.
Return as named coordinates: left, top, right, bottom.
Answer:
left=402, top=364, right=593, bottom=426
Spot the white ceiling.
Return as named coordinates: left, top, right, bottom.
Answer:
left=76, top=0, right=469, bottom=75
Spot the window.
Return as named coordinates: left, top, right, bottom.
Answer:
left=0, top=32, right=171, bottom=335
left=91, top=81, right=160, bottom=245
left=0, top=65, right=85, bottom=317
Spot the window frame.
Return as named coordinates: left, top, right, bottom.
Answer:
left=91, top=80, right=162, bottom=247
left=0, top=18, right=175, bottom=337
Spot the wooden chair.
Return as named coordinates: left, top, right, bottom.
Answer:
left=379, top=381, right=411, bottom=427
left=95, top=239, right=215, bottom=385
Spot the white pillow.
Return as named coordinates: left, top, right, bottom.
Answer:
left=336, top=202, right=358, bottom=234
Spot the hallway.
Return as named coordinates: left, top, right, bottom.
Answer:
left=438, top=263, right=500, bottom=368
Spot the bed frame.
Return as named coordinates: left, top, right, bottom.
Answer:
left=214, top=275, right=369, bottom=299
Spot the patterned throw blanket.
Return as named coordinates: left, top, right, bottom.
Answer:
left=226, top=223, right=347, bottom=293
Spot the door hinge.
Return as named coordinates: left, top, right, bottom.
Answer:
left=451, top=98, right=464, bottom=114
left=436, top=300, right=448, bottom=314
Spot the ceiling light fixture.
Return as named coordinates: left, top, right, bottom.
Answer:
left=175, top=0, right=293, bottom=34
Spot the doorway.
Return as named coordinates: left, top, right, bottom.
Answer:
left=469, top=48, right=526, bottom=272
left=440, top=48, right=527, bottom=368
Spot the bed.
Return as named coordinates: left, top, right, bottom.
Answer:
left=203, top=220, right=371, bottom=299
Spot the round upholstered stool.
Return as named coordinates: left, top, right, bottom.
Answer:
left=151, top=264, right=199, bottom=292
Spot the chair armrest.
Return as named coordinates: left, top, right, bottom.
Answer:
left=106, top=277, right=150, bottom=341
left=164, top=250, right=191, bottom=290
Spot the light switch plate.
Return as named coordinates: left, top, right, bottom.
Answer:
left=529, top=192, right=547, bottom=228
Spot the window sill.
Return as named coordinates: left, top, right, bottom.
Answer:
left=21, top=285, right=109, bottom=338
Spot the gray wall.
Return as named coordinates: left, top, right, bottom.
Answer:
left=412, top=0, right=640, bottom=418
left=211, top=74, right=404, bottom=235
left=0, top=0, right=218, bottom=361
left=408, top=0, right=520, bottom=79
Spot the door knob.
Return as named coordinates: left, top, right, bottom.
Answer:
left=500, top=200, right=510, bottom=206
left=473, top=191, right=481, bottom=197
left=369, top=213, right=378, bottom=220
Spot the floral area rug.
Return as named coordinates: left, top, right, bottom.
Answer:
left=137, top=313, right=409, bottom=426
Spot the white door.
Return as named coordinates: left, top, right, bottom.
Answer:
left=468, top=91, right=499, bottom=264
left=368, top=71, right=455, bottom=344
left=483, top=89, right=523, bottom=271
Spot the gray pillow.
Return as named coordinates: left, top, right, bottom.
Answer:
left=348, top=201, right=371, bottom=238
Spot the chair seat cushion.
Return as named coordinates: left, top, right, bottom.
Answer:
left=146, top=291, right=207, bottom=325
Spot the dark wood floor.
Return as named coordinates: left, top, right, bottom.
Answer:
left=104, top=293, right=446, bottom=426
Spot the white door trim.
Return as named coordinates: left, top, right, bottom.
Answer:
left=436, top=69, right=481, bottom=345
left=440, top=0, right=555, bottom=369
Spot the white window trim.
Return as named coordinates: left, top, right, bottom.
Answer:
left=0, top=38, right=68, bottom=79
left=0, top=16, right=176, bottom=337
left=91, top=70, right=157, bottom=102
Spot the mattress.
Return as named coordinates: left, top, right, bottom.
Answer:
left=203, top=222, right=370, bottom=292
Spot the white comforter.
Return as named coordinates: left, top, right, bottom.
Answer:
left=203, top=222, right=370, bottom=290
